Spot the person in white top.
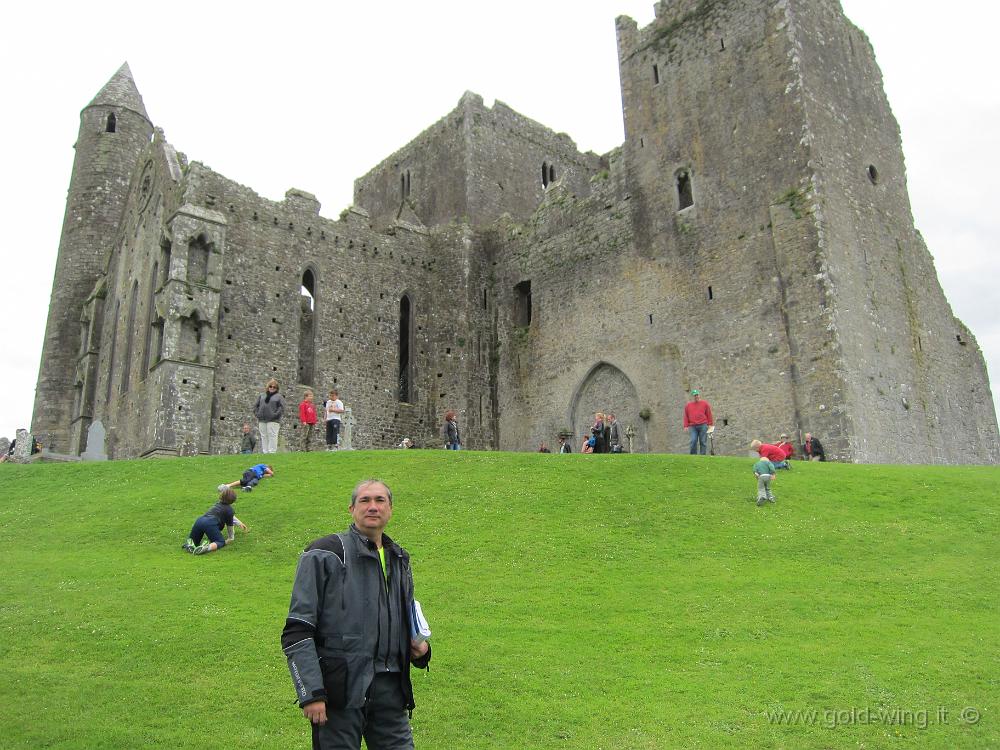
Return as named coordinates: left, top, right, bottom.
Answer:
left=324, top=389, right=345, bottom=450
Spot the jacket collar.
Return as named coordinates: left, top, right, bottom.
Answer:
left=348, top=523, right=399, bottom=556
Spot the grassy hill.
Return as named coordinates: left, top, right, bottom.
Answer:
left=0, top=451, right=997, bottom=749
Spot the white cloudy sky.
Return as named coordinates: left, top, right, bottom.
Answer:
left=1, top=1, right=997, bottom=445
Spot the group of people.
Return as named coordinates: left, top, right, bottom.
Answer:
left=580, top=411, right=624, bottom=454
left=246, top=379, right=346, bottom=454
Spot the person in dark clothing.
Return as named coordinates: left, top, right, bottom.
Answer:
left=803, top=433, right=827, bottom=461
left=281, top=480, right=431, bottom=750
left=592, top=412, right=608, bottom=454
left=558, top=435, right=572, bottom=453
left=183, top=488, right=248, bottom=554
left=443, top=410, right=461, bottom=450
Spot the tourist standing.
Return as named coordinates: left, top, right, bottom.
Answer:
left=608, top=413, right=623, bottom=453
left=255, top=379, right=285, bottom=454
left=281, top=479, right=432, bottom=749
left=299, top=389, right=318, bottom=451
left=444, top=410, right=461, bottom=450
left=324, top=389, right=345, bottom=450
left=683, top=390, right=714, bottom=455
left=592, top=412, right=607, bottom=454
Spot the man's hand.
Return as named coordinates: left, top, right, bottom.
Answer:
left=410, top=639, right=429, bottom=659
left=303, top=700, right=327, bottom=725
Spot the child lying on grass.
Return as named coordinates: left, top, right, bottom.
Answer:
left=218, top=463, right=274, bottom=493
left=183, top=488, right=249, bottom=555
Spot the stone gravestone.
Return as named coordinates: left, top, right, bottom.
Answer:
left=81, top=420, right=108, bottom=461
left=341, top=407, right=354, bottom=450
left=12, top=428, right=32, bottom=463
left=0, top=436, right=9, bottom=458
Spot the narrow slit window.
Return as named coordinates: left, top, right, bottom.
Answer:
left=653, top=64, right=660, bottom=84
left=514, top=280, right=532, bottom=327
left=106, top=113, right=117, bottom=133
left=677, top=169, right=694, bottom=210
left=542, top=162, right=549, bottom=188
left=708, top=286, right=714, bottom=300
left=120, top=282, right=139, bottom=394
left=399, top=295, right=414, bottom=402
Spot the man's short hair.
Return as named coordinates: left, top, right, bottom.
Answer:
left=351, top=479, right=392, bottom=506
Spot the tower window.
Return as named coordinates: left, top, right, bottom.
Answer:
left=677, top=169, right=694, bottom=210
left=399, top=294, right=414, bottom=403
left=514, top=280, right=532, bottom=327
left=708, top=286, right=714, bottom=300
left=298, top=268, right=316, bottom=385
left=653, top=64, right=660, bottom=84
left=867, top=164, right=879, bottom=184
left=542, top=162, right=549, bottom=188
left=549, top=164, right=556, bottom=184
left=106, top=113, right=117, bottom=133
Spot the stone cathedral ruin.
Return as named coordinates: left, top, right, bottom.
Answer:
left=32, top=0, right=999, bottom=463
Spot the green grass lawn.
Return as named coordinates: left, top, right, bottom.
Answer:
left=0, top=451, right=997, bottom=749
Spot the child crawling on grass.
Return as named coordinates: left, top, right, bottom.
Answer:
left=183, top=487, right=249, bottom=555
left=753, top=456, right=776, bottom=506
left=218, top=463, right=273, bottom=493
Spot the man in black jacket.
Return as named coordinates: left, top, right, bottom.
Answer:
left=281, top=479, right=431, bottom=749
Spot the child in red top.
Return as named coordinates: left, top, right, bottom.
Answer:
left=298, top=389, right=318, bottom=451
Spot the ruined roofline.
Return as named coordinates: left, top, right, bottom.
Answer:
left=355, top=90, right=597, bottom=189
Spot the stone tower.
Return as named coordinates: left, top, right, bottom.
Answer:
left=608, top=0, right=998, bottom=462
left=32, top=64, right=153, bottom=454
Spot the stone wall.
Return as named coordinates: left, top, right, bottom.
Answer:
left=33, top=4, right=998, bottom=464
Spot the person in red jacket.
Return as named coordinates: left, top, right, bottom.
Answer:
left=298, top=389, right=318, bottom=451
left=683, top=389, right=714, bottom=455
left=751, top=439, right=790, bottom=470
left=775, top=434, right=795, bottom=463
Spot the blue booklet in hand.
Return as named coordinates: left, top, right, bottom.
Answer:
left=410, top=600, right=431, bottom=642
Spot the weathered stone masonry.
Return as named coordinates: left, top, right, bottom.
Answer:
left=32, top=0, right=999, bottom=464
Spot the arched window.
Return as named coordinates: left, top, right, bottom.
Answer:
left=141, top=263, right=158, bottom=376
left=399, top=294, right=413, bottom=403
left=120, top=282, right=139, bottom=394
left=106, top=113, right=117, bottom=133
left=298, top=268, right=316, bottom=385
left=542, top=162, right=549, bottom=188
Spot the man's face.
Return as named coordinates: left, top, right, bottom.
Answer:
left=350, top=482, right=393, bottom=532
left=692, top=393, right=700, bottom=402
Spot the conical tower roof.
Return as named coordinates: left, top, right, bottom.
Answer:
left=86, top=62, right=149, bottom=121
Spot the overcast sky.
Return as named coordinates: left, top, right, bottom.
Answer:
left=1, top=1, right=997, bottom=447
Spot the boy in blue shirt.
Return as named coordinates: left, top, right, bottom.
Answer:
left=218, top=463, right=274, bottom=493
left=753, top=457, right=776, bottom=506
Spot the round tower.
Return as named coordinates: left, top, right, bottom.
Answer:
left=32, top=63, right=153, bottom=454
